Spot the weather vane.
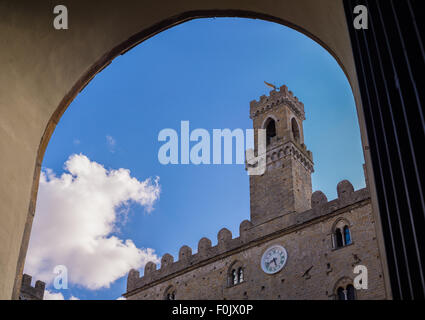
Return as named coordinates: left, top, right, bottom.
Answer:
left=264, top=81, right=277, bottom=90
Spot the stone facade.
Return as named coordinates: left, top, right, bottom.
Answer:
left=19, top=274, right=45, bottom=300
left=124, top=86, right=388, bottom=300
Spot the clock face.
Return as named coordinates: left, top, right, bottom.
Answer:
left=261, top=245, right=288, bottom=274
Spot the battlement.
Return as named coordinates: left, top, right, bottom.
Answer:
left=125, top=179, right=370, bottom=296
left=19, top=274, right=45, bottom=300
left=250, top=85, right=305, bottom=120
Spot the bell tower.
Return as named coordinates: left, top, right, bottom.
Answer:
left=249, top=85, right=314, bottom=225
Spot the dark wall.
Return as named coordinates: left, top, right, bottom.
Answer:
left=344, top=0, right=425, bottom=299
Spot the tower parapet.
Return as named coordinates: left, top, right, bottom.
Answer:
left=250, top=85, right=305, bottom=121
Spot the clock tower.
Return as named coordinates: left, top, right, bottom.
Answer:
left=249, top=85, right=314, bottom=225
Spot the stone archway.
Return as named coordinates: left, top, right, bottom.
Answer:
left=0, top=0, right=388, bottom=299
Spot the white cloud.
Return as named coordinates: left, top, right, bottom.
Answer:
left=44, top=290, right=65, bottom=300
left=25, top=154, right=161, bottom=290
left=43, top=290, right=80, bottom=300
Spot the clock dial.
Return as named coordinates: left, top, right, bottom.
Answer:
left=261, top=245, right=287, bottom=274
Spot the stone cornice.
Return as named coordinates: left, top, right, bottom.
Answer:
left=264, top=140, right=314, bottom=172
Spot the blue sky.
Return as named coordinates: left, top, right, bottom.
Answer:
left=25, top=18, right=364, bottom=300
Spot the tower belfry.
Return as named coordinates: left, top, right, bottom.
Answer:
left=249, top=85, right=314, bottom=225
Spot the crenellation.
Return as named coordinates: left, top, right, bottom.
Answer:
left=337, top=180, right=355, bottom=203
left=179, top=245, right=192, bottom=262
left=250, top=85, right=305, bottom=120
left=22, top=274, right=32, bottom=287
left=311, top=191, right=328, bottom=208
left=19, top=274, right=45, bottom=300
left=239, top=220, right=253, bottom=242
left=144, top=261, right=157, bottom=277
left=127, top=269, right=140, bottom=292
left=217, top=228, right=232, bottom=246
left=161, top=253, right=174, bottom=269
left=198, top=238, right=212, bottom=257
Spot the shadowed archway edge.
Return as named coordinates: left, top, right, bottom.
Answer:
left=12, top=9, right=367, bottom=299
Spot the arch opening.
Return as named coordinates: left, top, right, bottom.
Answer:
left=291, top=118, right=300, bottom=143
left=9, top=7, right=384, bottom=300
left=264, top=117, right=277, bottom=146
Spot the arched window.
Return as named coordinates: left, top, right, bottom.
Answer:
left=337, top=287, right=345, bottom=300
left=335, top=228, right=344, bottom=248
left=232, top=269, right=238, bottom=285
left=346, top=284, right=356, bottom=300
left=344, top=225, right=352, bottom=245
left=291, top=118, right=300, bottom=143
left=334, top=279, right=356, bottom=300
left=264, top=118, right=276, bottom=146
left=332, top=219, right=352, bottom=249
left=336, top=284, right=356, bottom=300
left=228, top=261, right=245, bottom=287
left=164, top=286, right=176, bottom=300
left=238, top=267, right=244, bottom=283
